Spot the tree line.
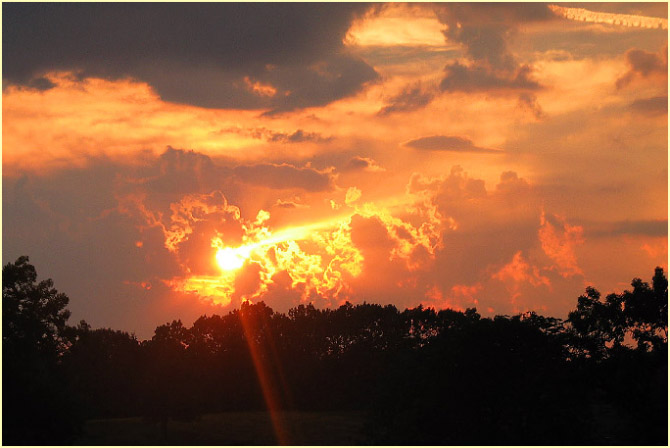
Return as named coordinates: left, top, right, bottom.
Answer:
left=2, top=255, right=667, bottom=444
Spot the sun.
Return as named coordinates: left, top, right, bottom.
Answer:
left=216, top=247, right=247, bottom=271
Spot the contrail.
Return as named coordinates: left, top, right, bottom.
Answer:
left=549, top=5, right=668, bottom=30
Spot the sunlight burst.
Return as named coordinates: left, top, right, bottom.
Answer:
left=216, top=247, right=249, bottom=271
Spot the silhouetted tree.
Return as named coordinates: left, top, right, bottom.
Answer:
left=62, top=323, right=142, bottom=418
left=141, top=320, right=200, bottom=440
left=623, top=267, right=668, bottom=351
left=568, top=267, right=668, bottom=357
left=567, top=286, right=625, bottom=358
left=3, top=256, right=71, bottom=357
left=366, top=312, right=591, bottom=444
left=2, top=256, right=82, bottom=444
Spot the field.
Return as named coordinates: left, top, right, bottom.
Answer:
left=76, top=410, right=368, bottom=445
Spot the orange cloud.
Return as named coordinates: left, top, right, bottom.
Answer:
left=1, top=73, right=264, bottom=173
left=493, top=251, right=551, bottom=287
left=345, top=3, right=447, bottom=47
left=243, top=76, right=278, bottom=97
left=425, top=283, right=482, bottom=311
left=538, top=211, right=585, bottom=278
left=118, top=163, right=453, bottom=310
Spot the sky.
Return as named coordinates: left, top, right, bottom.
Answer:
left=2, top=2, right=668, bottom=339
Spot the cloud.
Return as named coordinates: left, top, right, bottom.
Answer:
left=495, top=171, right=531, bottom=196
left=340, top=156, right=385, bottom=172
left=583, top=219, right=668, bottom=238
left=265, top=129, right=331, bottom=144
left=273, top=200, right=308, bottom=209
left=434, top=3, right=553, bottom=70
left=433, top=3, right=550, bottom=95
left=2, top=3, right=379, bottom=112
left=233, top=164, right=334, bottom=191
left=629, top=95, right=668, bottom=115
left=1, top=162, right=224, bottom=337
left=538, top=211, right=585, bottom=278
left=518, top=92, right=544, bottom=119
left=403, top=135, right=501, bottom=153
left=490, top=251, right=553, bottom=312
left=161, top=192, right=246, bottom=277
left=3, top=156, right=600, bottom=334
left=440, top=62, right=541, bottom=93
left=345, top=187, right=362, bottom=205
left=140, top=147, right=228, bottom=196
left=378, top=82, right=436, bottom=115
left=410, top=167, right=540, bottom=291
left=493, top=251, right=551, bottom=287
left=616, top=47, right=668, bottom=89
left=344, top=3, right=448, bottom=47
left=255, top=270, right=307, bottom=311
left=404, top=166, right=586, bottom=315
left=223, top=126, right=332, bottom=144
left=282, top=130, right=331, bottom=143
left=25, top=76, right=56, bottom=91
left=126, top=147, right=334, bottom=195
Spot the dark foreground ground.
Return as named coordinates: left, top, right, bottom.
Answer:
left=74, top=405, right=652, bottom=446
left=76, top=411, right=368, bottom=445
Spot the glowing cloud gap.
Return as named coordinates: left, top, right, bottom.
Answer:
left=549, top=5, right=668, bottom=30
left=215, top=212, right=357, bottom=262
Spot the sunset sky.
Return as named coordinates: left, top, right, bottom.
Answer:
left=2, top=2, right=668, bottom=339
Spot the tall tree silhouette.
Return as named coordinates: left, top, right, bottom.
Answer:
left=624, top=267, right=668, bottom=351
left=2, top=256, right=82, bottom=444
left=568, top=267, right=668, bottom=357
left=3, top=256, right=71, bottom=356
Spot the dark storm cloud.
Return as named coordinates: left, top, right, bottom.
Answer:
left=432, top=3, right=550, bottom=94
left=433, top=3, right=554, bottom=61
left=25, top=76, right=56, bottom=91
left=434, top=3, right=553, bottom=70
left=629, top=96, right=668, bottom=115
left=2, top=3, right=379, bottom=112
left=440, top=62, right=541, bottom=92
left=616, top=47, right=668, bottom=89
left=403, top=135, right=501, bottom=153
left=378, top=82, right=436, bottom=115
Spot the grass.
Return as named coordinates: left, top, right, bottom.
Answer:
left=76, top=410, right=369, bottom=445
